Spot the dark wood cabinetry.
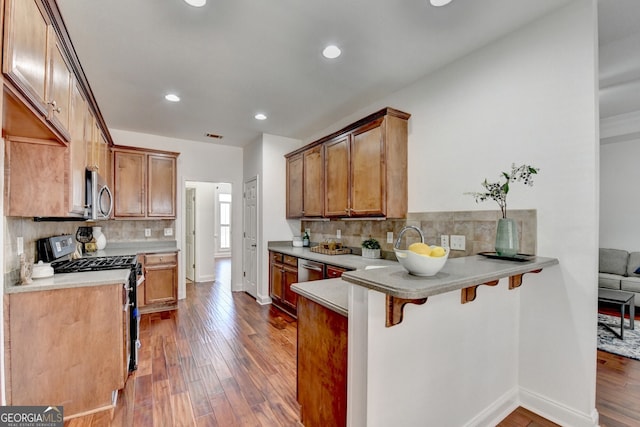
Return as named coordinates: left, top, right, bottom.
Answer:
left=326, top=264, right=347, bottom=279
left=269, top=251, right=299, bottom=317
left=297, top=295, right=347, bottom=427
left=286, top=107, right=410, bottom=219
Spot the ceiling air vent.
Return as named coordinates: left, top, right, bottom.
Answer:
left=205, top=133, right=223, bottom=139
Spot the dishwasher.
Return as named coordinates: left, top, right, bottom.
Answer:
left=298, top=258, right=325, bottom=282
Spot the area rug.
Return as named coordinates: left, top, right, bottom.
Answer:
left=597, top=313, right=640, bottom=360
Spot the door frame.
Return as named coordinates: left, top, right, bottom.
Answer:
left=185, top=187, right=196, bottom=281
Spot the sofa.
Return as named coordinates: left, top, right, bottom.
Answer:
left=599, top=248, right=640, bottom=306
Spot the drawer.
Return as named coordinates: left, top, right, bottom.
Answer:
left=271, top=252, right=283, bottom=263
left=144, top=252, right=177, bottom=266
left=283, top=255, right=298, bottom=267
left=326, top=265, right=347, bottom=278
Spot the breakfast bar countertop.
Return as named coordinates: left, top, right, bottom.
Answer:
left=291, top=278, right=348, bottom=317
left=341, top=255, right=559, bottom=300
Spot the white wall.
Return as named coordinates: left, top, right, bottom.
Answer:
left=243, top=134, right=301, bottom=303
left=343, top=0, right=599, bottom=425
left=186, top=181, right=217, bottom=281
left=600, top=138, right=640, bottom=250
left=109, top=129, right=244, bottom=297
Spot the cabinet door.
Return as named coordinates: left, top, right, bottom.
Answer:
left=324, top=135, right=350, bottom=217
left=113, top=151, right=146, bottom=217
left=2, top=0, right=49, bottom=116
left=147, top=154, right=176, bottom=218
left=144, top=264, right=177, bottom=305
left=5, top=139, right=66, bottom=217
left=286, top=153, right=303, bottom=218
left=326, top=265, right=347, bottom=279
left=270, top=262, right=284, bottom=302
left=350, top=119, right=385, bottom=217
left=68, top=80, right=87, bottom=215
left=97, top=130, right=111, bottom=185
left=282, top=266, right=298, bottom=311
left=303, top=145, right=324, bottom=217
left=45, top=27, right=72, bottom=141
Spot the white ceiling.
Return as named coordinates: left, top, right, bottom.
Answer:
left=56, top=0, right=632, bottom=148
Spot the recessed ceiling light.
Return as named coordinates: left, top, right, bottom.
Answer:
left=322, top=45, right=341, bottom=59
left=430, top=0, right=453, bottom=6
left=165, top=94, right=180, bottom=102
left=184, top=0, right=206, bottom=7
left=255, top=113, right=267, bottom=120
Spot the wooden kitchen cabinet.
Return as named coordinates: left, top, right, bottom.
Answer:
left=86, top=113, right=112, bottom=182
left=286, top=144, right=324, bottom=218
left=68, top=79, right=88, bottom=215
left=113, top=150, right=145, bottom=217
left=326, top=264, right=348, bottom=278
left=286, top=107, right=410, bottom=219
left=297, top=295, right=347, bottom=427
left=269, top=251, right=298, bottom=317
left=113, top=147, right=178, bottom=219
left=7, top=283, right=126, bottom=417
left=4, top=137, right=67, bottom=217
left=3, top=0, right=72, bottom=142
left=141, top=252, right=178, bottom=313
left=286, top=153, right=303, bottom=218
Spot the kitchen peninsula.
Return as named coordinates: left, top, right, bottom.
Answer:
left=292, top=254, right=559, bottom=427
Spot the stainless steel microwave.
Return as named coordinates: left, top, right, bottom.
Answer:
left=85, top=169, right=113, bottom=220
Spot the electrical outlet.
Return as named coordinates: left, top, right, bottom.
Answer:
left=17, top=237, right=23, bottom=255
left=336, top=229, right=341, bottom=239
left=144, top=228, right=151, bottom=237
left=440, top=235, right=449, bottom=248
left=450, top=235, right=466, bottom=251
left=387, top=231, right=394, bottom=244
left=164, top=228, right=173, bottom=237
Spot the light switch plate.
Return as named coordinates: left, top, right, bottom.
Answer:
left=144, top=228, right=151, bottom=237
left=450, top=235, right=465, bottom=251
left=387, top=232, right=394, bottom=244
left=336, top=229, right=341, bottom=239
left=164, top=228, right=173, bottom=237
left=17, top=237, right=23, bottom=255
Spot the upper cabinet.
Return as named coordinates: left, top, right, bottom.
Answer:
left=3, top=0, right=72, bottom=141
left=286, top=107, right=410, bottom=219
left=113, top=147, right=178, bottom=219
left=286, top=145, right=324, bottom=219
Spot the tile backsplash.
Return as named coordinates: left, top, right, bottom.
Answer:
left=4, top=217, right=176, bottom=274
left=302, top=209, right=536, bottom=259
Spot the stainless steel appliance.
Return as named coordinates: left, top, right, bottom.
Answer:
left=298, top=258, right=325, bottom=282
left=36, top=235, right=76, bottom=262
left=85, top=168, right=113, bottom=220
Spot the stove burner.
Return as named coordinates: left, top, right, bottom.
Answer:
left=52, top=255, right=137, bottom=273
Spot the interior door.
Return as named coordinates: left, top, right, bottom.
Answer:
left=243, top=178, right=258, bottom=298
left=185, top=187, right=196, bottom=281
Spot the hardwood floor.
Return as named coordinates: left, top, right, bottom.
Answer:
left=64, top=259, right=640, bottom=426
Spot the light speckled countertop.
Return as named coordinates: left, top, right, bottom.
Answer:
left=276, top=242, right=559, bottom=316
left=5, top=241, right=178, bottom=294
left=342, top=255, right=559, bottom=299
left=291, top=278, right=348, bottom=317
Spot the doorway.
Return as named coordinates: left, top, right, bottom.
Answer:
left=185, top=181, right=232, bottom=284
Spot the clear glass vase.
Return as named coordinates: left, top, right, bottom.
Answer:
left=495, top=218, right=518, bottom=257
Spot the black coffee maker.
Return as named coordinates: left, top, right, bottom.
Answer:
left=76, top=226, right=93, bottom=253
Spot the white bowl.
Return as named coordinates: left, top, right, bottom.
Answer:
left=32, top=261, right=54, bottom=279
left=394, top=246, right=450, bottom=276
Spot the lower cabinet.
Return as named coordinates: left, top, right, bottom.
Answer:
left=7, top=284, right=125, bottom=417
left=269, top=251, right=298, bottom=317
left=297, top=295, right=347, bottom=427
left=140, top=252, right=178, bottom=313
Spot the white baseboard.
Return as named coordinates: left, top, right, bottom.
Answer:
left=196, top=274, right=215, bottom=282
left=256, top=295, right=272, bottom=305
left=463, top=387, right=519, bottom=427
left=519, top=387, right=599, bottom=427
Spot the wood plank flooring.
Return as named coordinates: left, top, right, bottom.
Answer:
left=64, top=259, right=640, bottom=426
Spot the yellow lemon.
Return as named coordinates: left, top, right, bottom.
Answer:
left=408, top=242, right=431, bottom=256
left=430, top=246, right=446, bottom=257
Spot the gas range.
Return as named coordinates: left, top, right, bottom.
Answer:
left=51, top=255, right=138, bottom=274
